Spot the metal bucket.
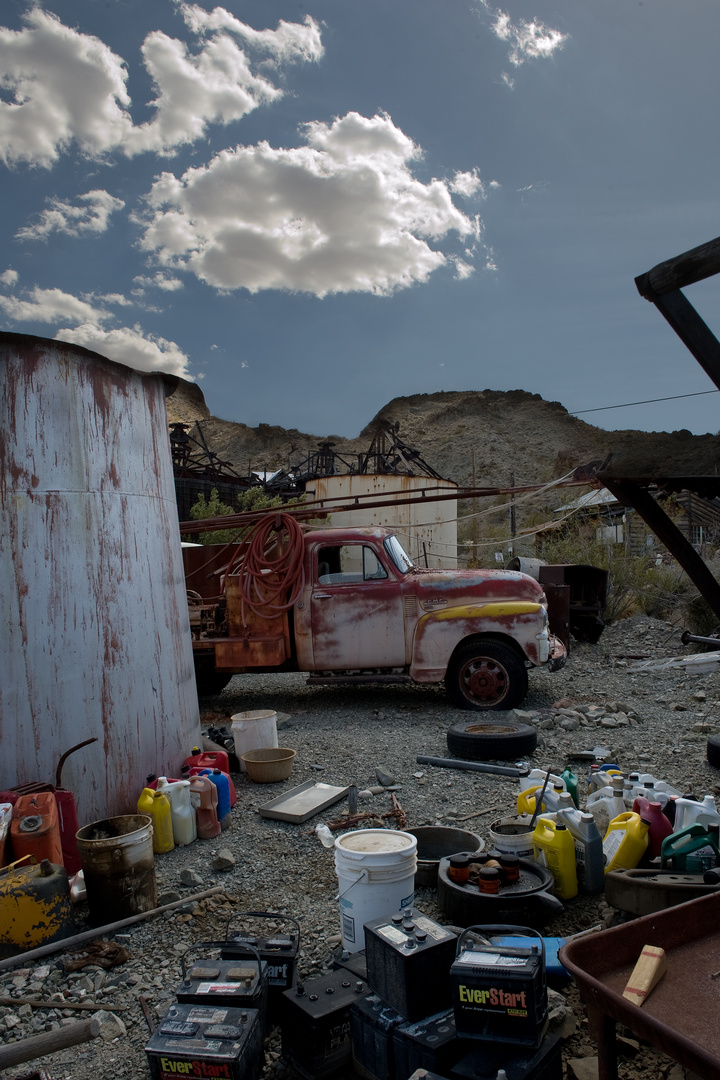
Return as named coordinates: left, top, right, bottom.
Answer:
left=76, top=813, right=156, bottom=924
left=406, top=826, right=484, bottom=887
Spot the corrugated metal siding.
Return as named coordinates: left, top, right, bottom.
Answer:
left=0, top=334, right=201, bottom=824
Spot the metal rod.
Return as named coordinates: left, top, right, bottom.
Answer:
left=416, top=755, right=529, bottom=777
left=0, top=886, right=225, bottom=972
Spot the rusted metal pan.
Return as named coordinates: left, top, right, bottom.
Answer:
left=0, top=333, right=201, bottom=824
left=559, top=891, right=720, bottom=1080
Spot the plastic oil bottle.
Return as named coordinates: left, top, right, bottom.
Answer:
left=156, top=778, right=196, bottom=846
left=532, top=818, right=578, bottom=899
left=560, top=766, right=579, bottom=808
left=199, top=768, right=232, bottom=830
left=518, top=783, right=568, bottom=817
left=672, top=794, right=720, bottom=834
left=137, top=787, right=174, bottom=854
left=586, top=777, right=626, bottom=837
left=661, top=822, right=720, bottom=872
left=556, top=808, right=604, bottom=893
left=631, top=797, right=673, bottom=859
left=189, top=775, right=221, bottom=839
left=602, top=811, right=648, bottom=873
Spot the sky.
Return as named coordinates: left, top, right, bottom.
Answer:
left=1, top=0, right=720, bottom=441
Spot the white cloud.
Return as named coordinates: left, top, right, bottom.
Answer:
left=138, top=112, right=480, bottom=297
left=55, top=323, right=191, bottom=378
left=479, top=2, right=568, bottom=69
left=0, top=268, right=18, bottom=287
left=0, top=282, right=190, bottom=378
left=0, top=286, right=110, bottom=325
left=450, top=170, right=484, bottom=198
left=16, top=190, right=125, bottom=240
left=132, top=272, right=185, bottom=292
left=0, top=7, right=322, bottom=167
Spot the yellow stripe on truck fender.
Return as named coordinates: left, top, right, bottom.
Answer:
left=433, top=602, right=542, bottom=620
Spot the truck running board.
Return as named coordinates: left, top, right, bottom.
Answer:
left=306, top=674, right=413, bottom=685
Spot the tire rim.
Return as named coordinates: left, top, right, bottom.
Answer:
left=459, top=656, right=509, bottom=706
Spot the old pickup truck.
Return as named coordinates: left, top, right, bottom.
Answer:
left=183, top=518, right=565, bottom=710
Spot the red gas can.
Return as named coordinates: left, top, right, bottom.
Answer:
left=10, top=793, right=63, bottom=866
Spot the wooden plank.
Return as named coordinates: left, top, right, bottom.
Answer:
left=636, top=235, right=720, bottom=296
left=0, top=1018, right=100, bottom=1070
left=601, top=479, right=720, bottom=622
left=622, top=945, right=667, bottom=1005
left=645, top=289, right=720, bottom=392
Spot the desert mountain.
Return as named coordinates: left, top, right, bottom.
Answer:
left=166, top=379, right=720, bottom=489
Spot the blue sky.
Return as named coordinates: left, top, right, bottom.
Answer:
left=2, top=0, right=719, bottom=438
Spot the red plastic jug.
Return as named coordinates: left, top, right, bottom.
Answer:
left=633, top=796, right=674, bottom=858
left=184, top=748, right=231, bottom=775
left=189, top=776, right=221, bottom=839
left=10, top=792, right=63, bottom=866
left=186, top=765, right=237, bottom=809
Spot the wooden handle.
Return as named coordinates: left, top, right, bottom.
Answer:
left=0, top=1017, right=100, bottom=1069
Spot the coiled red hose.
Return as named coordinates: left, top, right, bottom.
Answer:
left=229, top=513, right=306, bottom=627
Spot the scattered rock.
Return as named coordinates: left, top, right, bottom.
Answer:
left=211, top=849, right=236, bottom=871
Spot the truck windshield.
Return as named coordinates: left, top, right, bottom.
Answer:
left=384, top=535, right=415, bottom=574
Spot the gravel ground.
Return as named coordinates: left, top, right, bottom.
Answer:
left=2, top=615, right=720, bottom=1080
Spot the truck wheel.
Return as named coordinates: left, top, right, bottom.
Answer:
left=708, top=734, right=720, bottom=769
left=445, top=640, right=528, bottom=711
left=446, top=720, right=537, bottom=760
left=194, top=667, right=233, bottom=697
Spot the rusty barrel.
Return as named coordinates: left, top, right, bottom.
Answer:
left=76, top=814, right=156, bottom=924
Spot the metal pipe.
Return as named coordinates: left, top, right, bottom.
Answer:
left=416, top=755, right=529, bottom=778
left=681, top=630, right=720, bottom=649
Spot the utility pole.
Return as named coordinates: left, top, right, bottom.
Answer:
left=509, top=472, right=516, bottom=541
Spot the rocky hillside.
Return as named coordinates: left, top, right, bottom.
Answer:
left=167, top=380, right=720, bottom=489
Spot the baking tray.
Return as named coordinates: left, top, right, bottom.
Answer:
left=559, top=891, right=720, bottom=1079
left=257, top=780, right=350, bottom=823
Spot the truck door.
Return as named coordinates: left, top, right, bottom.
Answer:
left=310, top=543, right=406, bottom=669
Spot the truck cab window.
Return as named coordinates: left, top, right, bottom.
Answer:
left=317, top=545, right=388, bottom=584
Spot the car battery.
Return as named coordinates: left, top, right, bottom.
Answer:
left=350, top=992, right=405, bottom=1080
left=450, top=926, right=547, bottom=1050
left=176, top=941, right=269, bottom=1031
left=222, top=911, right=299, bottom=1017
left=334, top=947, right=368, bottom=981
left=451, top=1033, right=562, bottom=1080
left=364, top=907, right=457, bottom=1021
left=392, top=1007, right=465, bottom=1079
left=145, top=1002, right=263, bottom=1080
left=280, top=969, right=370, bottom=1080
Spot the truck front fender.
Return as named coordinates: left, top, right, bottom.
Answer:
left=409, top=602, right=546, bottom=682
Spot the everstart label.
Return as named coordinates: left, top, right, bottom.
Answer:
left=157, top=1060, right=232, bottom=1078
left=456, top=984, right=528, bottom=1013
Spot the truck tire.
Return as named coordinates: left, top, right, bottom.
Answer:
left=446, top=720, right=537, bottom=760
left=445, top=640, right=528, bottom=711
left=194, top=663, right=233, bottom=697
left=708, top=734, right=720, bottom=769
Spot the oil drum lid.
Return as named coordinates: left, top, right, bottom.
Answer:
left=337, top=830, right=416, bottom=854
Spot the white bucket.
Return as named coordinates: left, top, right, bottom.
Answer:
left=334, top=829, right=417, bottom=953
left=231, top=710, right=278, bottom=772
left=488, top=815, right=535, bottom=860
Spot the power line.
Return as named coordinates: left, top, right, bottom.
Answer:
left=570, top=388, right=720, bottom=416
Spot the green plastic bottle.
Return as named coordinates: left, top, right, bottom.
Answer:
left=661, top=823, right=720, bottom=872
left=561, top=766, right=579, bottom=808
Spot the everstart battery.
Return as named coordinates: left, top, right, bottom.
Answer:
left=392, top=1007, right=464, bottom=1079
left=176, top=942, right=269, bottom=1032
left=145, top=1002, right=263, bottom=1080
left=450, top=926, right=547, bottom=1050
left=364, top=907, right=457, bottom=1021
left=334, top=947, right=368, bottom=982
left=221, top=912, right=299, bottom=1010
left=451, top=1032, right=562, bottom=1080
left=350, top=992, right=405, bottom=1080
left=280, top=969, right=370, bottom=1080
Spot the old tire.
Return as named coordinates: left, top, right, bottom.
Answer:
left=708, top=734, right=720, bottom=769
left=446, top=720, right=537, bottom=760
left=445, top=640, right=528, bottom=711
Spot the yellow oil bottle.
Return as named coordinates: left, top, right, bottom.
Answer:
left=532, top=818, right=578, bottom=899
left=0, top=857, right=74, bottom=958
left=137, top=787, right=174, bottom=853
left=602, top=811, right=649, bottom=873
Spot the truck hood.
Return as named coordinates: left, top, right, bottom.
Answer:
left=410, top=568, right=546, bottom=608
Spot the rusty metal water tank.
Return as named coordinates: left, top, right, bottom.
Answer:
left=0, top=333, right=201, bottom=824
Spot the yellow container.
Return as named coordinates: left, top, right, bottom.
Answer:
left=602, top=811, right=649, bottom=873
left=0, top=857, right=74, bottom=958
left=532, top=817, right=578, bottom=899
left=137, top=787, right=174, bottom=853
